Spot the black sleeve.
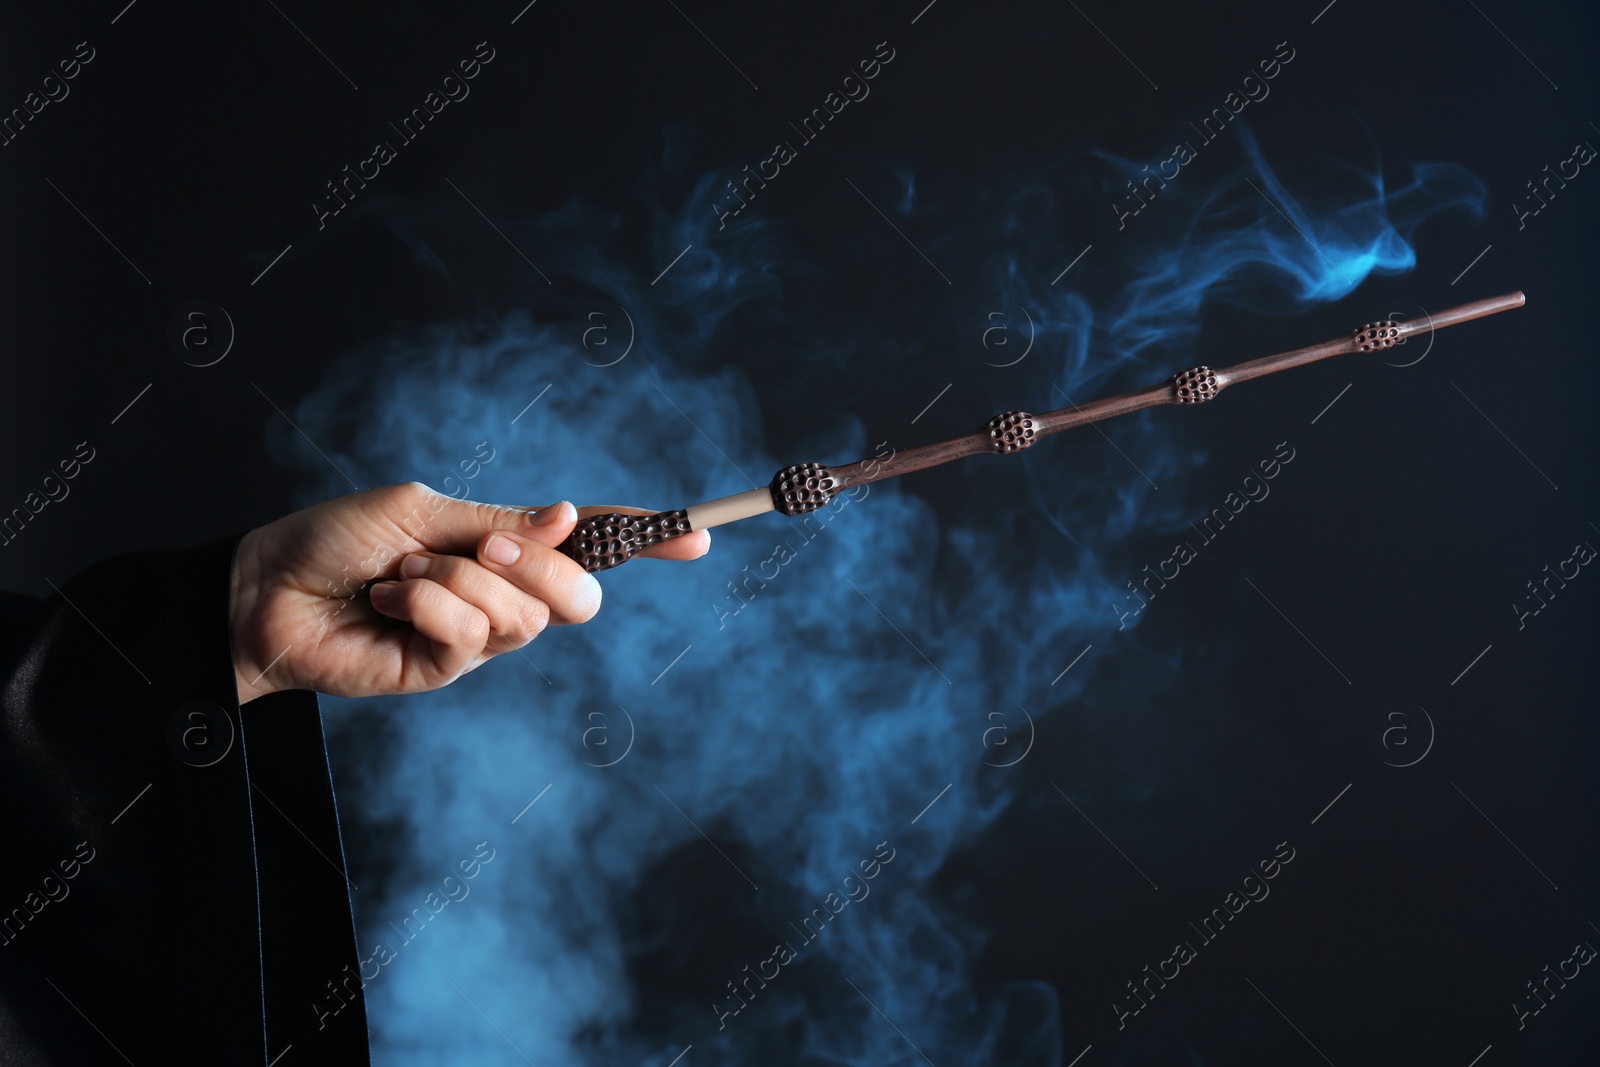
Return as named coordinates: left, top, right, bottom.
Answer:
left=0, top=534, right=370, bottom=1065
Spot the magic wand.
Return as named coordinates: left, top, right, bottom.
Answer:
left=558, top=290, right=1526, bottom=572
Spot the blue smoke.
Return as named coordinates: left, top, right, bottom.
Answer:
left=270, top=130, right=1484, bottom=1064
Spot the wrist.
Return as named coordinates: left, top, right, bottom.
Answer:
left=230, top=528, right=275, bottom=706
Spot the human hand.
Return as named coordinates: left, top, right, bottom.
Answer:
left=228, top=482, right=710, bottom=705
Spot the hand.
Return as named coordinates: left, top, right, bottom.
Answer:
left=228, top=482, right=709, bottom=704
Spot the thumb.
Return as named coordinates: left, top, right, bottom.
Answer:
left=514, top=501, right=580, bottom=549
left=388, top=485, right=577, bottom=555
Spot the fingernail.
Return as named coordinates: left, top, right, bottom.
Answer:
left=400, top=554, right=429, bottom=579
left=530, top=501, right=572, bottom=527
left=370, top=581, right=396, bottom=604
left=485, top=535, right=521, bottom=566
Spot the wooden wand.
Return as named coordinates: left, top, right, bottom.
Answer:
left=558, top=290, right=1526, bottom=572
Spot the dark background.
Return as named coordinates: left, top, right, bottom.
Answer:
left=2, top=1, right=1596, bottom=1064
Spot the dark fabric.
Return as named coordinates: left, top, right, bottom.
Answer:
left=0, top=535, right=369, bottom=1065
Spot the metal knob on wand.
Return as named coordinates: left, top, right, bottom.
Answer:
left=558, top=291, right=1527, bottom=574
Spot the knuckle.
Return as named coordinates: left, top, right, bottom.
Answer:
left=392, top=481, right=435, bottom=509
left=400, top=578, right=439, bottom=614
left=461, top=606, right=491, bottom=649
left=524, top=549, right=569, bottom=592
left=513, top=597, right=551, bottom=642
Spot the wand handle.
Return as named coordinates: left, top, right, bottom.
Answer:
left=558, top=291, right=1525, bottom=573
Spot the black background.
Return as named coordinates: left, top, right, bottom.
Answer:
left=1, top=1, right=1596, bottom=1064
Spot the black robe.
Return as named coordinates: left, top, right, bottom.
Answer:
left=0, top=534, right=370, bottom=1064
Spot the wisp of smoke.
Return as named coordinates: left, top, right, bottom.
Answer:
left=270, top=130, right=1483, bottom=1064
